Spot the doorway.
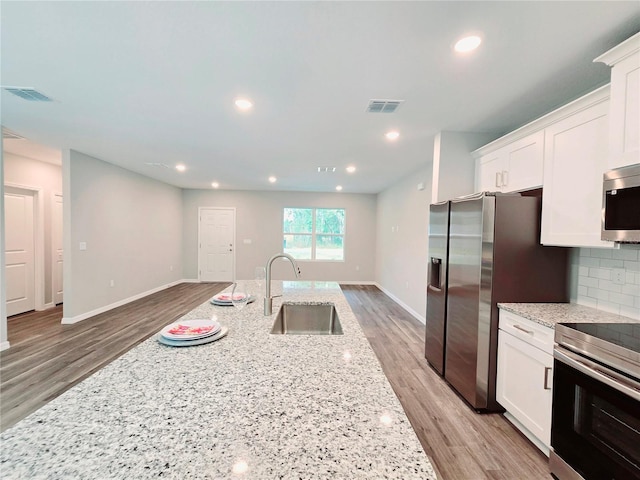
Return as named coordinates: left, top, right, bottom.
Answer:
left=4, top=186, right=42, bottom=316
left=198, top=207, right=235, bottom=282
left=52, top=193, right=63, bottom=305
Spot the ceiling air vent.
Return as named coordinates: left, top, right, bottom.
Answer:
left=366, top=99, right=404, bottom=113
left=3, top=87, right=53, bottom=102
left=2, top=127, right=25, bottom=140
left=317, top=166, right=336, bottom=173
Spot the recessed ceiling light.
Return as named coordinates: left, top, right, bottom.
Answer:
left=346, top=165, right=356, bottom=173
left=385, top=131, right=400, bottom=141
left=336, top=185, right=343, bottom=191
left=175, top=164, right=186, bottom=172
left=234, top=98, right=253, bottom=111
left=454, top=35, right=482, bottom=53
left=211, top=182, right=219, bottom=188
left=268, top=176, right=277, bottom=183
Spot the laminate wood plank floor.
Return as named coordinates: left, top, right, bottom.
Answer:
left=0, top=282, right=228, bottom=432
left=340, top=284, right=551, bottom=480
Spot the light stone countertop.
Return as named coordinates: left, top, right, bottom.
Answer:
left=0, top=281, right=436, bottom=480
left=498, top=302, right=640, bottom=329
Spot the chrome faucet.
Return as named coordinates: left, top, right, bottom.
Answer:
left=264, top=253, right=301, bottom=315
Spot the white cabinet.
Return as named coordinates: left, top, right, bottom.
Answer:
left=595, top=32, right=640, bottom=170
left=540, top=86, right=614, bottom=248
left=476, top=131, right=544, bottom=193
left=497, top=310, right=554, bottom=456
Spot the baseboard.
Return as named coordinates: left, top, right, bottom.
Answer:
left=181, top=278, right=200, bottom=283
left=374, top=283, right=426, bottom=324
left=37, top=302, right=56, bottom=311
left=336, top=280, right=377, bottom=285
left=0, top=340, right=10, bottom=352
left=61, top=279, right=186, bottom=325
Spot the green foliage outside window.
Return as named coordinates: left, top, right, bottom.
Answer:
left=283, top=208, right=345, bottom=260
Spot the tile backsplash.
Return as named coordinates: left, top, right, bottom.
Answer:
left=570, top=245, right=640, bottom=320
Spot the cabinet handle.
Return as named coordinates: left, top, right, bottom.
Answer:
left=513, top=324, right=534, bottom=335
left=502, top=170, right=508, bottom=187
left=544, top=367, right=552, bottom=390
left=495, top=171, right=502, bottom=188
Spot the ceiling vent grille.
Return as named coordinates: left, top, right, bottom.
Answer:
left=366, top=99, right=404, bottom=113
left=2, top=127, right=25, bottom=140
left=317, top=166, right=336, bottom=173
left=3, top=87, right=53, bottom=102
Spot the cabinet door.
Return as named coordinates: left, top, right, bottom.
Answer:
left=496, top=330, right=553, bottom=451
left=541, top=99, right=614, bottom=247
left=609, top=52, right=639, bottom=169
left=477, top=151, right=505, bottom=192
left=504, top=131, right=544, bottom=192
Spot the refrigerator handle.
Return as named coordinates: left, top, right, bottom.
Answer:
left=428, top=257, right=443, bottom=291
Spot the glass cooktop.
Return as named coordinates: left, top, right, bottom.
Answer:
left=561, top=322, right=640, bottom=355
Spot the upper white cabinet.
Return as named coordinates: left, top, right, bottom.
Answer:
left=476, top=131, right=544, bottom=193
left=595, top=32, right=640, bottom=170
left=541, top=87, right=612, bottom=248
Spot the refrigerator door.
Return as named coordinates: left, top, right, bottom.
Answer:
left=425, top=201, right=450, bottom=375
left=445, top=194, right=495, bottom=410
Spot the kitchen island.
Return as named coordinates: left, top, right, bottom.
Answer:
left=0, top=281, right=436, bottom=479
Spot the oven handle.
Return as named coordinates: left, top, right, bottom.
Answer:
left=554, top=347, right=640, bottom=402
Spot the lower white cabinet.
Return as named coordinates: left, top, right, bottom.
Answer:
left=496, top=310, right=554, bottom=455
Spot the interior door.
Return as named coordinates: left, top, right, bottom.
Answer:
left=53, top=194, right=63, bottom=305
left=5, top=189, right=36, bottom=316
left=199, top=208, right=235, bottom=282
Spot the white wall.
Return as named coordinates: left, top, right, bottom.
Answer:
left=431, top=131, right=496, bottom=203
left=182, top=189, right=377, bottom=282
left=569, top=245, right=640, bottom=319
left=4, top=153, right=62, bottom=306
left=62, top=150, right=183, bottom=322
left=0, top=146, right=8, bottom=351
left=375, top=165, right=432, bottom=321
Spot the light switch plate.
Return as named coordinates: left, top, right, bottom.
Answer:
left=79, top=242, right=87, bottom=251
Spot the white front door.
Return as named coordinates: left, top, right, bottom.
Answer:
left=199, top=208, right=235, bottom=282
left=5, top=190, right=36, bottom=316
left=53, top=194, right=64, bottom=305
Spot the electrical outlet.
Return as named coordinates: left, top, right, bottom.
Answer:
left=612, top=268, right=626, bottom=286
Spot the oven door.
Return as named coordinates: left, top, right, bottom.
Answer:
left=551, top=348, right=640, bottom=480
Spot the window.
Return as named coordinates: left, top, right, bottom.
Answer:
left=283, top=208, right=345, bottom=261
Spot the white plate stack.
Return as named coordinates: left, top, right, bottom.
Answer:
left=156, top=318, right=228, bottom=347
left=210, top=292, right=255, bottom=306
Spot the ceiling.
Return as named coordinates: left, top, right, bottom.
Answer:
left=2, top=1, right=639, bottom=194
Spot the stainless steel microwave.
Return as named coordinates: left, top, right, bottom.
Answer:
left=601, top=163, right=640, bottom=243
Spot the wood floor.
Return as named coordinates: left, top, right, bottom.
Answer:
left=1, top=283, right=550, bottom=479
left=0, top=282, right=228, bottom=431
left=340, top=284, right=551, bottom=480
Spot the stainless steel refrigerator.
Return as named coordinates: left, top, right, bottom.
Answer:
left=425, top=192, right=568, bottom=411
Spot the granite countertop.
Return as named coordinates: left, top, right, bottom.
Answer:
left=0, top=281, right=436, bottom=480
left=499, top=302, right=640, bottom=329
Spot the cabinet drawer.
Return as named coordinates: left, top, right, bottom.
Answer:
left=499, top=310, right=554, bottom=355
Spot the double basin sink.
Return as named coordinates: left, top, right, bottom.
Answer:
left=270, top=303, right=343, bottom=335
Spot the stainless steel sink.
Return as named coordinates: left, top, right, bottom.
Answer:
left=270, top=303, right=343, bottom=335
